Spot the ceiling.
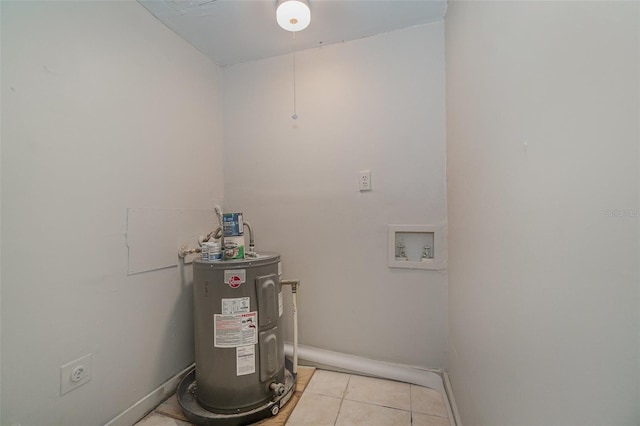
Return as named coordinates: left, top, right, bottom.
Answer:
left=138, top=0, right=448, bottom=67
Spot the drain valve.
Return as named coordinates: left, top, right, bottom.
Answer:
left=270, top=382, right=285, bottom=396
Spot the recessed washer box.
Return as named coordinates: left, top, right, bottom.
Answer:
left=388, top=224, right=447, bottom=270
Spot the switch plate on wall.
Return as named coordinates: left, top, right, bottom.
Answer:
left=359, top=170, right=372, bottom=191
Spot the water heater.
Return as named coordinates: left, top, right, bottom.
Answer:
left=177, top=253, right=295, bottom=425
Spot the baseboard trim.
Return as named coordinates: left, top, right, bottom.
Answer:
left=104, top=363, right=194, bottom=426
left=443, top=371, right=462, bottom=426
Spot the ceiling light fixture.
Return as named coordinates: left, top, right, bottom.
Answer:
left=276, top=0, right=311, bottom=32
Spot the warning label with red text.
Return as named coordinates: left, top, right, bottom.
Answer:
left=213, top=311, right=257, bottom=348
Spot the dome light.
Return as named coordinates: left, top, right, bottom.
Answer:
left=276, top=0, right=311, bottom=32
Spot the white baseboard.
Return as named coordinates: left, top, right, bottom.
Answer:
left=443, top=371, right=462, bottom=426
left=104, top=363, right=194, bottom=426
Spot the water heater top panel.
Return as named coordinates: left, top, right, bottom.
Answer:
left=194, top=252, right=280, bottom=270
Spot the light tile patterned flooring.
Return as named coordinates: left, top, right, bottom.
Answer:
left=288, top=370, right=451, bottom=426
left=136, top=369, right=451, bottom=426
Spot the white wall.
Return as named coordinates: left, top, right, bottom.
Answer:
left=0, top=1, right=223, bottom=425
left=446, top=1, right=640, bottom=424
left=0, top=2, right=3, bottom=421
left=223, top=23, right=448, bottom=369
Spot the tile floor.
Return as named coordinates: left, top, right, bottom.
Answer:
left=136, top=369, right=451, bottom=426
left=287, top=370, right=451, bottom=426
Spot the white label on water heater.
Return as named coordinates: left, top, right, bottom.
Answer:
left=236, top=345, right=256, bottom=376
left=278, top=291, right=283, bottom=317
left=214, top=311, right=258, bottom=348
left=222, top=297, right=250, bottom=314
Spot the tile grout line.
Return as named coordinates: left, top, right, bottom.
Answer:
left=339, top=398, right=413, bottom=413
left=333, top=373, right=352, bottom=426
left=410, top=384, right=413, bottom=426
left=412, top=384, right=415, bottom=413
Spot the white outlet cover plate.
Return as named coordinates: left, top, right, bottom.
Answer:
left=359, top=170, right=371, bottom=191
left=60, top=353, right=93, bottom=395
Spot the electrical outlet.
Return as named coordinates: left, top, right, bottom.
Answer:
left=359, top=170, right=372, bottom=191
left=60, top=353, right=92, bottom=395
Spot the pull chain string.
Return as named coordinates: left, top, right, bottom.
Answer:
left=292, top=32, right=298, bottom=120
